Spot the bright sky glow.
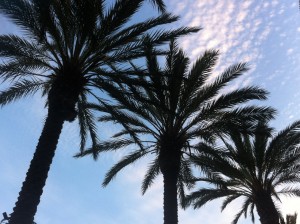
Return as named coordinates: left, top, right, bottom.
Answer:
left=0, top=1, right=300, bottom=224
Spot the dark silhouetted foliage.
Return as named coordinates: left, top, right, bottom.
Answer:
left=0, top=0, right=198, bottom=223
left=77, top=40, right=275, bottom=224
left=185, top=122, right=300, bottom=224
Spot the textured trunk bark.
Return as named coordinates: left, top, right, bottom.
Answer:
left=9, top=108, right=65, bottom=224
left=9, top=74, right=84, bottom=224
left=162, top=170, right=178, bottom=224
left=255, top=191, right=280, bottom=224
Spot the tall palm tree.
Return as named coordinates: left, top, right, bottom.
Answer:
left=77, top=40, right=275, bottom=224
left=185, top=121, right=300, bottom=224
left=0, top=0, right=197, bottom=223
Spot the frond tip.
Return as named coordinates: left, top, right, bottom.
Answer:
left=102, top=150, right=148, bottom=187
left=0, top=80, right=46, bottom=107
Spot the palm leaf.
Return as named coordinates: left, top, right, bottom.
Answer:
left=0, top=79, right=47, bottom=106
left=103, top=150, right=149, bottom=186
left=141, top=158, right=160, bottom=194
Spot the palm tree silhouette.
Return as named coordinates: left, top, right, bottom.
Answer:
left=77, top=40, right=275, bottom=224
left=0, top=0, right=197, bottom=223
left=185, top=122, right=300, bottom=224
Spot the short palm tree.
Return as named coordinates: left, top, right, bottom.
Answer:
left=185, top=121, right=300, bottom=224
left=77, top=40, right=275, bottom=224
left=0, top=0, right=197, bottom=223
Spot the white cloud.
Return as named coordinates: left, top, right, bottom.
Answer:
left=287, top=48, right=294, bottom=55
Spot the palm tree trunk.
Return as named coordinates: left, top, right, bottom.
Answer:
left=8, top=74, right=84, bottom=224
left=9, top=107, right=65, bottom=224
left=162, top=170, right=178, bottom=224
left=255, top=191, right=280, bottom=224
left=159, top=142, right=181, bottom=224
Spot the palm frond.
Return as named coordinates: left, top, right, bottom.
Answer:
left=0, top=79, right=47, bottom=106
left=210, top=86, right=268, bottom=110
left=75, top=138, right=135, bottom=158
left=221, top=194, right=241, bottom=211
left=185, top=188, right=234, bottom=209
left=141, top=158, right=160, bottom=194
left=277, top=187, right=300, bottom=197
left=77, top=93, right=99, bottom=159
left=231, top=202, right=247, bottom=224
left=146, top=0, right=166, bottom=12
left=0, top=0, right=46, bottom=36
left=103, top=150, right=149, bottom=187
left=179, top=50, right=219, bottom=112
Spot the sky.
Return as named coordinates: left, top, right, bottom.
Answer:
left=0, top=0, right=300, bottom=224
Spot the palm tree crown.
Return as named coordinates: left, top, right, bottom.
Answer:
left=78, top=40, right=275, bottom=224
left=185, top=121, right=300, bottom=224
left=0, top=0, right=196, bottom=134
left=0, top=0, right=197, bottom=223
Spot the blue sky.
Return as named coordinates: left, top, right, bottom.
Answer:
left=0, top=0, right=300, bottom=224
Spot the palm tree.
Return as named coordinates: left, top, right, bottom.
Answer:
left=185, top=121, right=300, bottom=224
left=77, top=40, right=275, bottom=224
left=0, top=0, right=197, bottom=223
